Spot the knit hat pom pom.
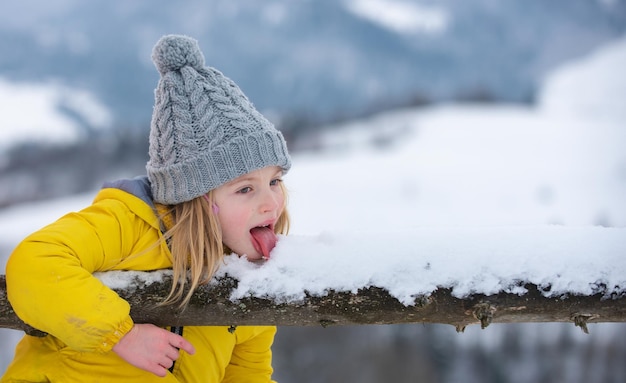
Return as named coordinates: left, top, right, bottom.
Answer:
left=152, top=35, right=205, bottom=75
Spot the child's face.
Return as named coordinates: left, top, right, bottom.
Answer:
left=213, top=166, right=285, bottom=261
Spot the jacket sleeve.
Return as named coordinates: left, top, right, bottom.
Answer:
left=5, top=195, right=161, bottom=353
left=223, top=326, right=278, bottom=383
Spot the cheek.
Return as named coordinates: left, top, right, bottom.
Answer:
left=276, top=191, right=286, bottom=211
left=218, top=207, right=250, bottom=240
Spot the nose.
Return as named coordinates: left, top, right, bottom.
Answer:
left=258, top=187, right=281, bottom=214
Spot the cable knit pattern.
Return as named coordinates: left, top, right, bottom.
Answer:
left=146, top=35, right=291, bottom=205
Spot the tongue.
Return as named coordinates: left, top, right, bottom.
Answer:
left=250, top=227, right=277, bottom=260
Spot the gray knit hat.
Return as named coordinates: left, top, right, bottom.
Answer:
left=146, top=34, right=291, bottom=205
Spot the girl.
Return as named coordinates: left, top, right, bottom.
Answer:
left=2, top=34, right=291, bottom=382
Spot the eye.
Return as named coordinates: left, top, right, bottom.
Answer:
left=237, top=186, right=252, bottom=194
left=270, top=178, right=283, bottom=187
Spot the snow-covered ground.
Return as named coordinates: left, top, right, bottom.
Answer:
left=1, top=34, right=625, bottom=375
left=0, top=78, right=112, bottom=149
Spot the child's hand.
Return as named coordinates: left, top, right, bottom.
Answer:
left=112, top=323, right=196, bottom=377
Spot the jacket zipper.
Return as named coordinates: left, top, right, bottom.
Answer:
left=168, top=326, right=184, bottom=373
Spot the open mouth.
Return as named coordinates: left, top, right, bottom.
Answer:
left=250, top=224, right=277, bottom=260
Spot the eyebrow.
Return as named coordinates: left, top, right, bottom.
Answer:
left=225, top=170, right=283, bottom=186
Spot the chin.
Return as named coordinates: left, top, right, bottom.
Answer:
left=232, top=248, right=262, bottom=261
left=245, top=253, right=264, bottom=261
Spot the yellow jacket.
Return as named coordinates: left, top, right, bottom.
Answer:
left=2, top=177, right=277, bottom=382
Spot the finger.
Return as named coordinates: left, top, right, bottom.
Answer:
left=170, top=334, right=196, bottom=355
left=150, top=364, right=169, bottom=378
left=157, top=355, right=174, bottom=370
left=165, top=346, right=181, bottom=361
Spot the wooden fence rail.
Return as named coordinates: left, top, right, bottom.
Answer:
left=1, top=273, right=624, bottom=337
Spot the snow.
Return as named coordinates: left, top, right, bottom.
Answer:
left=94, top=270, right=171, bottom=291
left=1, top=33, right=626, bottom=372
left=289, top=104, right=626, bottom=230
left=539, top=35, right=626, bottom=122
left=0, top=78, right=112, bottom=149
left=219, top=226, right=625, bottom=305
left=344, top=0, right=449, bottom=35
left=94, top=224, right=625, bottom=306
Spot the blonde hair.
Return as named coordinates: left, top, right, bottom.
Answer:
left=160, top=184, right=290, bottom=309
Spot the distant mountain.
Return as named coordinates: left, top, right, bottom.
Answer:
left=0, top=0, right=624, bottom=132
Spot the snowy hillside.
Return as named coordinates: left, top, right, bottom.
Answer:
left=0, top=79, right=112, bottom=149
left=0, top=0, right=624, bottom=125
